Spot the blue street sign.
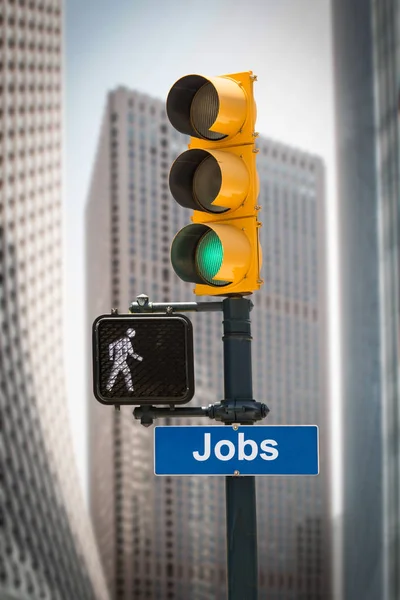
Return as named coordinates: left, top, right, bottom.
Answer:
left=154, top=425, right=319, bottom=476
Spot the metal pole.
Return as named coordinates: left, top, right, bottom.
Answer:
left=223, top=296, right=258, bottom=600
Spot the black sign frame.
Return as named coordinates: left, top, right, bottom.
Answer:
left=92, top=313, right=195, bottom=406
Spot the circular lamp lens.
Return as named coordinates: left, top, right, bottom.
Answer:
left=195, top=230, right=229, bottom=286
left=191, top=83, right=226, bottom=141
left=193, top=155, right=226, bottom=213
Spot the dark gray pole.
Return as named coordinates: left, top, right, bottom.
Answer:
left=222, top=296, right=258, bottom=600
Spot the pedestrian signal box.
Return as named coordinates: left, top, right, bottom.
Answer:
left=92, top=314, right=194, bottom=405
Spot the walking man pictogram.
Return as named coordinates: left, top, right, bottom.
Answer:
left=106, top=328, right=143, bottom=393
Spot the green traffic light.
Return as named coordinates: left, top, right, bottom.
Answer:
left=196, top=230, right=229, bottom=286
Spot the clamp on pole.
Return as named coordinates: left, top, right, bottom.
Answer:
left=209, top=400, right=269, bottom=424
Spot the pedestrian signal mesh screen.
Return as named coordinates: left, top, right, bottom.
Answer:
left=92, top=314, right=194, bottom=405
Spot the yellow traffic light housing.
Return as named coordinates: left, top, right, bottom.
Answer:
left=167, top=71, right=262, bottom=296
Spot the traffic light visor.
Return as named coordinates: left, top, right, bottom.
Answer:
left=171, top=223, right=252, bottom=286
left=167, top=74, right=247, bottom=140
left=169, top=149, right=250, bottom=213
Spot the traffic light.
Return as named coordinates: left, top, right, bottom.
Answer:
left=92, top=314, right=194, bottom=405
left=166, top=71, right=263, bottom=296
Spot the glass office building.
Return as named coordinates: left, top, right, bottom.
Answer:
left=333, top=0, right=400, bottom=598
left=0, top=1, right=109, bottom=599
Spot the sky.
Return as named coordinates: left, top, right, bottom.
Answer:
left=64, top=0, right=341, bottom=513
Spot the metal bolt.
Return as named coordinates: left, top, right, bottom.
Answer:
left=111, top=307, right=118, bottom=315
left=252, top=131, right=259, bottom=137
left=250, top=74, right=258, bottom=81
left=255, top=205, right=261, bottom=210
left=166, top=306, right=173, bottom=315
left=233, top=424, right=239, bottom=431
left=136, top=293, right=149, bottom=307
left=252, top=148, right=260, bottom=154
left=234, top=470, right=240, bottom=476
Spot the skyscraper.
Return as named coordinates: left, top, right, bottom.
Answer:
left=253, top=137, right=329, bottom=600
left=332, top=1, right=400, bottom=598
left=0, top=2, right=109, bottom=599
left=87, top=86, right=330, bottom=599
